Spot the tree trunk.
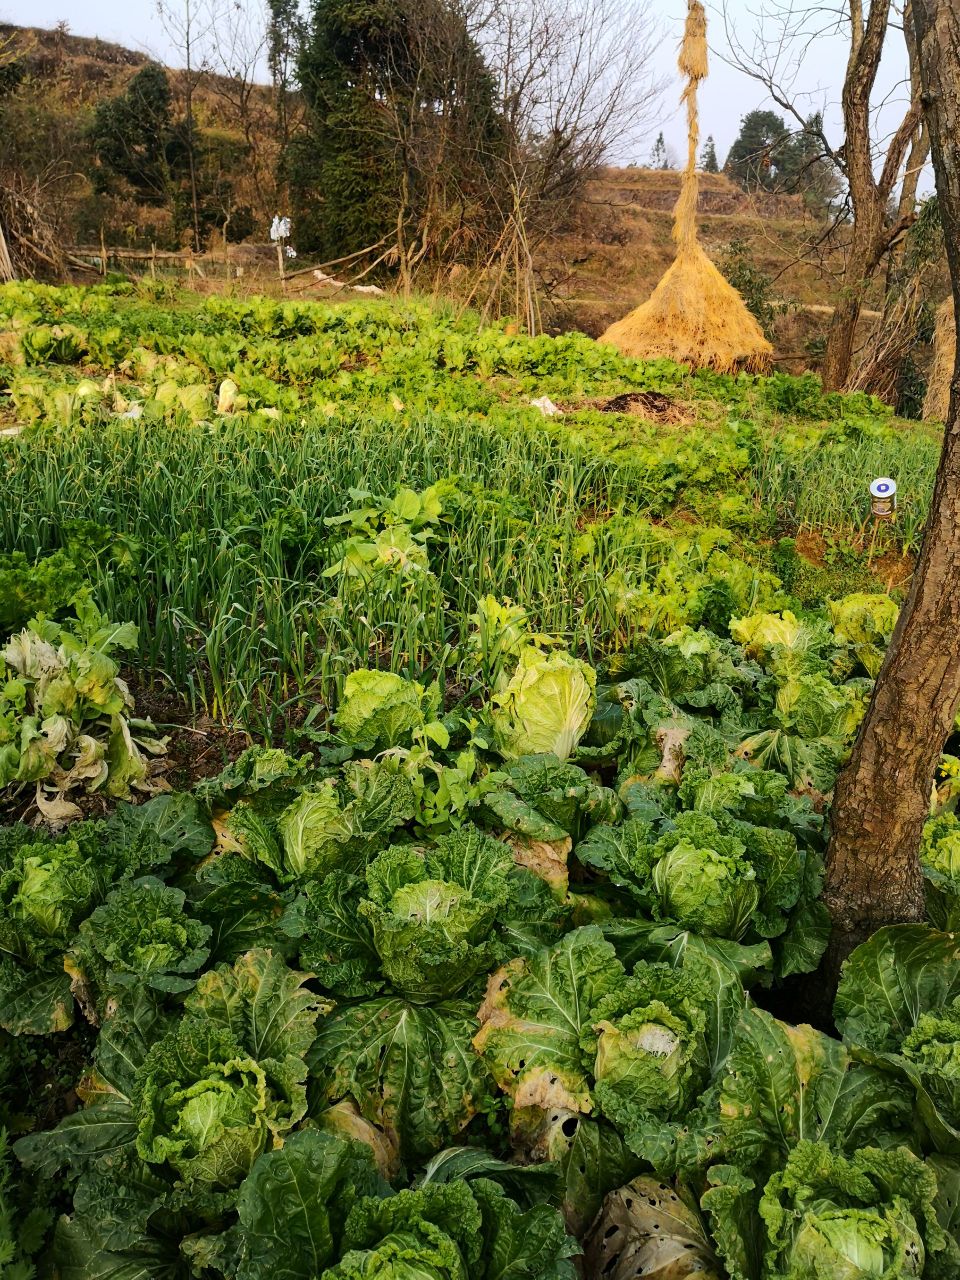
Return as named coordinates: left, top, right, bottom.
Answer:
left=820, top=0, right=960, bottom=991
left=821, top=291, right=864, bottom=392
left=820, top=199, right=886, bottom=391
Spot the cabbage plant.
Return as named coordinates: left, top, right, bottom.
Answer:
left=333, top=669, right=445, bottom=751
left=703, top=1141, right=947, bottom=1280
left=136, top=1019, right=272, bottom=1188
left=651, top=814, right=759, bottom=940
left=220, top=758, right=416, bottom=885
left=16, top=949, right=329, bottom=1194
left=66, top=876, right=211, bottom=1018
left=835, top=925, right=960, bottom=1151
left=489, top=647, right=597, bottom=761
left=358, top=829, right=514, bottom=1002
left=475, top=927, right=746, bottom=1176
left=828, top=593, right=899, bottom=678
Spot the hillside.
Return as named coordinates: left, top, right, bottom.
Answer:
left=0, top=21, right=280, bottom=253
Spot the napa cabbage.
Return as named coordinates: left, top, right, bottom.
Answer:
left=703, top=1141, right=945, bottom=1280
left=358, top=829, right=514, bottom=1002
left=651, top=813, right=759, bottom=939
left=490, top=647, right=597, bottom=761
left=65, top=875, right=211, bottom=1016
left=334, top=670, right=446, bottom=752
left=828, top=593, right=899, bottom=678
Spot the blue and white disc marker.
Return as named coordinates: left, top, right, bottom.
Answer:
left=869, top=477, right=897, bottom=499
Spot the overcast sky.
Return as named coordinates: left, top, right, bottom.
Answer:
left=0, top=0, right=921, bottom=179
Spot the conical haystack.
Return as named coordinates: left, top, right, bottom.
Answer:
left=601, top=2, right=773, bottom=372
left=924, top=295, right=956, bottom=422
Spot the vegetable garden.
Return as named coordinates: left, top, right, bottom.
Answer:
left=2, top=279, right=959, bottom=1279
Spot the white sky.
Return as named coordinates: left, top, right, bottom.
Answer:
left=0, top=0, right=923, bottom=182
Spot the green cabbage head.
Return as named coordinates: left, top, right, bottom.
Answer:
left=490, top=646, right=596, bottom=761
left=651, top=817, right=759, bottom=939
left=757, top=1141, right=940, bottom=1280
left=359, top=829, right=513, bottom=1002
left=136, top=1020, right=271, bottom=1189
left=828, top=593, right=899, bottom=678
left=334, top=669, right=442, bottom=751
left=593, top=1006, right=702, bottom=1121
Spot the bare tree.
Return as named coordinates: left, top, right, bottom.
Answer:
left=720, top=0, right=924, bottom=390
left=476, top=0, right=662, bottom=207
left=817, top=0, right=960, bottom=989
left=195, top=0, right=274, bottom=209
left=155, top=0, right=217, bottom=250
left=467, top=0, right=665, bottom=324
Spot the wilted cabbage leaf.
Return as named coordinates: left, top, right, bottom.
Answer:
left=474, top=926, right=623, bottom=1115
left=584, top=1175, right=722, bottom=1280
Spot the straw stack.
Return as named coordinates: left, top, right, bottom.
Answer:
left=601, top=1, right=773, bottom=372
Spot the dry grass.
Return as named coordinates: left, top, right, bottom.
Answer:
left=924, top=296, right=955, bottom=422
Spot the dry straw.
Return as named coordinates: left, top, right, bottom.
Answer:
left=924, top=295, right=956, bottom=422
left=601, top=0, right=773, bottom=372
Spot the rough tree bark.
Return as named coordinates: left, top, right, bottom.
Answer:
left=821, top=0, right=960, bottom=986
left=820, top=0, right=923, bottom=391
